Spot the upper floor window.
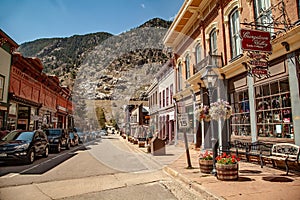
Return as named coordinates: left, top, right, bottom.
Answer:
left=0, top=75, right=4, bottom=100
left=166, top=87, right=169, bottom=106
left=254, top=0, right=273, bottom=32
left=195, top=44, right=202, bottom=64
left=229, top=8, right=242, bottom=58
left=159, top=92, right=162, bottom=108
left=178, top=62, right=182, bottom=91
left=170, top=84, right=173, bottom=103
left=209, top=29, right=217, bottom=55
left=185, top=54, right=190, bottom=79
left=163, top=90, right=165, bottom=107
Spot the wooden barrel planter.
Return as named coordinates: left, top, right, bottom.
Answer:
left=199, top=159, right=213, bottom=174
left=216, top=163, right=239, bottom=181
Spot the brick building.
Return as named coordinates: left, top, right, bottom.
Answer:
left=0, top=30, right=74, bottom=131
left=164, top=0, right=300, bottom=148
left=8, top=52, right=73, bottom=130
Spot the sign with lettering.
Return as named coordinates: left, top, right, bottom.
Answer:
left=178, top=113, right=190, bottom=128
left=252, top=68, right=268, bottom=75
left=250, top=60, right=268, bottom=67
left=241, top=29, right=272, bottom=52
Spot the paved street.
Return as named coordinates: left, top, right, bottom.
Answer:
left=0, top=135, right=202, bottom=200
left=2, top=134, right=300, bottom=200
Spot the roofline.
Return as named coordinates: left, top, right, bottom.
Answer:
left=0, top=29, right=19, bottom=48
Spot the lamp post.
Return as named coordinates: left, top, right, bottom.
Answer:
left=201, top=65, right=218, bottom=175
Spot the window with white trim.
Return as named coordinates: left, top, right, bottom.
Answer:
left=195, top=44, right=202, bottom=64
left=229, top=8, right=242, bottom=58
left=254, top=0, right=273, bottom=33
left=185, top=54, right=190, bottom=79
left=178, top=62, right=182, bottom=91
left=210, top=29, right=217, bottom=55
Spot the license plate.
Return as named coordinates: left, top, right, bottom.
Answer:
left=0, top=153, right=7, bottom=157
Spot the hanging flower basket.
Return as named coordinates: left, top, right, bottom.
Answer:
left=195, top=105, right=211, bottom=122
left=210, top=99, right=232, bottom=121
left=195, top=100, right=232, bottom=122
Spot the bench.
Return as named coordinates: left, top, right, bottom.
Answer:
left=219, top=140, right=248, bottom=160
left=260, top=143, right=300, bottom=175
left=246, top=141, right=272, bottom=163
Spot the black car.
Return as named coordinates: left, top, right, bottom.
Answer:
left=0, top=130, right=49, bottom=164
left=44, top=129, right=70, bottom=153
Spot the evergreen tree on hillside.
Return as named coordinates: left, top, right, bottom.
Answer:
left=96, top=107, right=106, bottom=129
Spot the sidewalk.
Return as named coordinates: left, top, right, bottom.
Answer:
left=123, top=137, right=300, bottom=200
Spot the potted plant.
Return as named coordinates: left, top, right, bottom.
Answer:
left=215, top=152, right=240, bottom=181
left=199, top=150, right=213, bottom=174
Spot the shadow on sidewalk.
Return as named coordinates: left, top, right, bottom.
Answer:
left=262, top=176, right=294, bottom=182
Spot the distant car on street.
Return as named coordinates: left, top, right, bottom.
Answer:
left=76, top=131, right=87, bottom=144
left=99, top=129, right=107, bottom=136
left=0, top=130, right=49, bottom=164
left=44, top=129, right=70, bottom=153
left=69, top=132, right=79, bottom=146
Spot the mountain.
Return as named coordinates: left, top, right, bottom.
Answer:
left=18, top=18, right=173, bottom=126
left=18, top=18, right=172, bottom=91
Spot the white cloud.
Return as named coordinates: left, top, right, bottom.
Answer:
left=141, top=4, right=145, bottom=9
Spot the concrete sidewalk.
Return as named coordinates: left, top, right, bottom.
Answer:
left=123, top=137, right=300, bottom=200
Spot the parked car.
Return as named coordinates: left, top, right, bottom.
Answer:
left=77, top=131, right=87, bottom=144
left=99, top=129, right=107, bottom=136
left=44, top=128, right=70, bottom=153
left=69, top=132, right=79, bottom=146
left=0, top=130, right=49, bottom=164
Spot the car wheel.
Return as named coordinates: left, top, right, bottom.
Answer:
left=43, top=146, right=49, bottom=157
left=26, top=149, right=35, bottom=164
left=57, top=143, right=61, bottom=153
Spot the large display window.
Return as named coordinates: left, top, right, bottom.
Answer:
left=255, top=78, right=293, bottom=138
left=229, top=89, right=250, bottom=136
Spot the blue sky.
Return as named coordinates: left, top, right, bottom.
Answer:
left=1, top=0, right=184, bottom=44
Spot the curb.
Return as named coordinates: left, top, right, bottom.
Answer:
left=163, top=166, right=225, bottom=200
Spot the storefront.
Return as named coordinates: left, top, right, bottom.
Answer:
left=229, top=50, right=300, bottom=144
left=7, top=95, right=41, bottom=131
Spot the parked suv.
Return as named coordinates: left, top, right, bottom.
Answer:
left=44, top=129, right=70, bottom=153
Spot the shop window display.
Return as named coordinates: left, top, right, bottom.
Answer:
left=229, top=90, right=250, bottom=136
left=255, top=78, right=293, bottom=138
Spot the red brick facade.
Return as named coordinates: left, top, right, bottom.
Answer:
left=8, top=52, right=73, bottom=130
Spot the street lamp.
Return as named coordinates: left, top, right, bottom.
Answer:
left=201, top=65, right=218, bottom=175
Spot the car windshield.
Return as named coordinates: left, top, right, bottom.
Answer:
left=45, top=129, right=61, bottom=136
left=2, top=131, right=34, bottom=142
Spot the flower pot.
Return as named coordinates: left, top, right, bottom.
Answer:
left=199, top=159, right=213, bottom=174
left=216, top=163, right=238, bottom=181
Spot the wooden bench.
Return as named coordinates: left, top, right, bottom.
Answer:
left=260, top=143, right=300, bottom=175
left=246, top=141, right=272, bottom=163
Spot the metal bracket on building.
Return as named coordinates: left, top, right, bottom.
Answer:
left=240, top=0, right=295, bottom=38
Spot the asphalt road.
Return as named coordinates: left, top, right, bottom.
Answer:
left=0, top=140, right=90, bottom=176
left=0, top=135, right=203, bottom=200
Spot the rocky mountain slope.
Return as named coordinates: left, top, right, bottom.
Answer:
left=18, top=18, right=172, bottom=93
left=18, top=18, right=173, bottom=126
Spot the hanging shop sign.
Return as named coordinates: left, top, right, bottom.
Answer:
left=241, top=29, right=272, bottom=52
left=240, top=29, right=272, bottom=78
